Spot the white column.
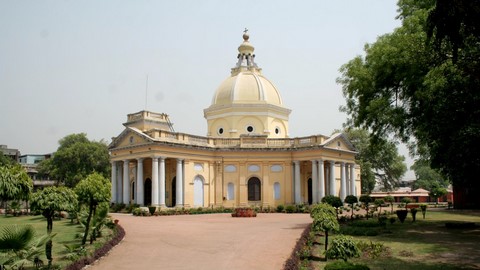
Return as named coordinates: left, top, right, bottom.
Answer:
left=151, top=157, right=159, bottom=206
left=117, top=164, right=122, bottom=203
left=318, top=159, right=325, bottom=201
left=311, top=160, right=318, bottom=204
left=159, top=157, right=166, bottom=207
left=176, top=159, right=183, bottom=207
left=123, top=160, right=130, bottom=205
left=350, top=163, right=356, bottom=196
left=329, top=160, right=336, bottom=196
left=340, top=162, right=347, bottom=201
left=294, top=161, right=301, bottom=204
left=136, top=158, right=144, bottom=206
left=111, top=161, right=117, bottom=204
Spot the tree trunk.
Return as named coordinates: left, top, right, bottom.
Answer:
left=47, top=216, right=53, bottom=234
left=82, top=203, right=95, bottom=246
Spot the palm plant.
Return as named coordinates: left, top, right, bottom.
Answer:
left=0, top=225, right=55, bottom=269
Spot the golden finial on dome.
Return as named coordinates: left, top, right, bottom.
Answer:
left=243, top=28, right=249, bottom=41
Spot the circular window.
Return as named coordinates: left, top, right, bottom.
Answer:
left=275, top=127, right=280, bottom=134
left=218, top=127, right=224, bottom=135
left=247, top=126, right=254, bottom=133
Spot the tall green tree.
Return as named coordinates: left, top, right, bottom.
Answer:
left=75, top=173, right=111, bottom=246
left=338, top=0, right=480, bottom=208
left=0, top=165, right=33, bottom=213
left=339, top=128, right=406, bottom=192
left=38, top=133, right=110, bottom=187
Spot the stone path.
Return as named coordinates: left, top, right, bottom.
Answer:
left=88, top=213, right=312, bottom=270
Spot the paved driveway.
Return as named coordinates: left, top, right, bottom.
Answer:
left=89, top=213, right=312, bottom=270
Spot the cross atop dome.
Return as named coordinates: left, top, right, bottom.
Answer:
left=234, top=29, right=259, bottom=74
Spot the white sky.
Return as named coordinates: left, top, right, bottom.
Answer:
left=0, top=0, right=415, bottom=179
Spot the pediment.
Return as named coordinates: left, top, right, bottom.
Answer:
left=109, top=127, right=153, bottom=149
left=322, top=133, right=357, bottom=152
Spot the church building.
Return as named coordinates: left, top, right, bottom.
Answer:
left=109, top=32, right=360, bottom=208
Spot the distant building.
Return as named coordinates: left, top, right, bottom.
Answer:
left=370, top=187, right=453, bottom=203
left=0, top=144, right=20, bottom=162
left=19, top=154, right=56, bottom=189
left=109, top=32, right=361, bottom=208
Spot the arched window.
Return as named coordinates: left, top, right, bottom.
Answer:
left=193, top=176, right=204, bottom=207
left=248, top=177, right=261, bottom=201
left=227, top=182, right=235, bottom=200
left=273, top=182, right=281, bottom=200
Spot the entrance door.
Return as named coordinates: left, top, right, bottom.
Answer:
left=144, top=178, right=152, bottom=206
left=171, top=177, right=176, bottom=207
left=248, top=177, right=261, bottom=201
left=193, top=176, right=204, bottom=207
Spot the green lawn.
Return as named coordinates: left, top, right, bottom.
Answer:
left=310, top=209, right=480, bottom=270
left=0, top=214, right=112, bottom=269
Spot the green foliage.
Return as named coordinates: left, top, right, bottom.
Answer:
left=0, top=152, right=15, bottom=167
left=0, top=225, right=55, bottom=269
left=311, top=203, right=339, bottom=253
left=344, top=195, right=358, bottom=220
left=324, top=261, right=370, bottom=270
left=285, top=205, right=295, bottom=213
left=396, top=210, right=408, bottom=223
left=38, top=133, right=110, bottom=187
left=401, top=197, right=413, bottom=209
left=338, top=0, right=480, bottom=208
left=326, top=235, right=360, bottom=262
left=420, top=203, right=427, bottom=219
left=384, top=195, right=395, bottom=213
left=75, top=172, right=111, bottom=245
left=340, top=128, right=407, bottom=192
left=356, top=240, right=391, bottom=259
left=0, top=165, right=33, bottom=205
left=322, top=195, right=343, bottom=208
left=411, top=160, right=449, bottom=190
left=30, top=186, right=78, bottom=234
left=429, top=184, right=447, bottom=202
left=276, top=205, right=284, bottom=213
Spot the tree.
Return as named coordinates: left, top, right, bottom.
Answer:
left=0, top=165, right=33, bottom=214
left=38, top=133, right=110, bottom=187
left=429, top=184, right=448, bottom=204
left=30, top=187, right=78, bottom=234
left=359, top=195, right=372, bottom=220
left=0, top=152, right=15, bottom=167
left=310, top=203, right=340, bottom=255
left=384, top=195, right=395, bottom=214
left=321, top=195, right=343, bottom=219
left=344, top=195, right=358, bottom=220
left=75, top=172, right=111, bottom=246
left=374, top=199, right=385, bottom=215
left=340, top=128, right=407, bottom=193
left=338, top=0, right=480, bottom=208
left=411, top=160, right=449, bottom=190
left=30, top=186, right=77, bottom=267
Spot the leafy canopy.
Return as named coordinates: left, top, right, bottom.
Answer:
left=38, top=133, right=110, bottom=187
left=0, top=165, right=32, bottom=202
left=338, top=0, right=480, bottom=208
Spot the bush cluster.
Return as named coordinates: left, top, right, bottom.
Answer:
left=324, top=261, right=370, bottom=270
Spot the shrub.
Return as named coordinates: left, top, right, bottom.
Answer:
left=410, top=208, right=418, bottom=222
left=148, top=206, right=156, bottom=215
left=350, top=220, right=382, bottom=228
left=340, top=226, right=379, bottom=236
left=357, top=240, right=392, bottom=259
left=285, top=205, right=296, bottom=213
left=276, top=205, right=285, bottom=213
left=326, top=235, right=360, bottom=262
left=420, top=204, right=427, bottom=219
left=324, top=261, right=370, bottom=270
left=283, top=226, right=311, bottom=270
left=378, top=215, right=387, bottom=227
left=389, top=216, right=396, bottom=224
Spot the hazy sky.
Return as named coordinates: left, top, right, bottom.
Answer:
left=0, top=1, right=414, bottom=178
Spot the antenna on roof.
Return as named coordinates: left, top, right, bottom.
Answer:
left=145, top=74, right=149, bottom=110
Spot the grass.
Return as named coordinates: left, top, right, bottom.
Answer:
left=0, top=214, right=114, bottom=269
left=310, top=209, right=480, bottom=270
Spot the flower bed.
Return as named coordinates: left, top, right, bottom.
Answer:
left=231, top=207, right=257, bottom=217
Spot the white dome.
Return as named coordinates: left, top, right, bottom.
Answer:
left=211, top=71, right=283, bottom=106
